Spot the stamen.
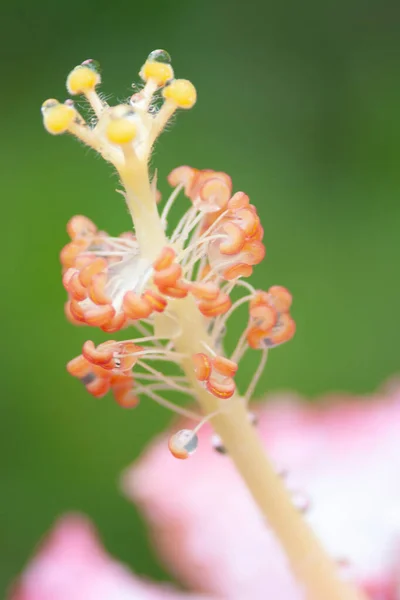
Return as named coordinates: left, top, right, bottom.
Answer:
left=160, top=183, right=184, bottom=226
left=170, top=206, right=199, bottom=245
left=230, top=329, right=249, bottom=363
left=178, top=234, right=226, bottom=266
left=179, top=211, right=205, bottom=244
left=135, top=373, right=188, bottom=383
left=135, top=385, right=200, bottom=421
left=210, top=293, right=253, bottom=345
left=136, top=360, right=194, bottom=396
left=244, top=348, right=268, bottom=403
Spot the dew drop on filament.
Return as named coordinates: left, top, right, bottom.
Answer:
left=168, top=429, right=198, bottom=459
left=147, top=49, right=171, bottom=64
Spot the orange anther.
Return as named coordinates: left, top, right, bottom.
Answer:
left=112, top=383, right=140, bottom=408
left=112, top=342, right=142, bottom=371
left=212, top=356, right=238, bottom=378
left=192, top=352, right=212, bottom=381
left=66, top=215, right=97, bottom=240
left=242, top=240, right=265, bottom=266
left=250, top=305, right=278, bottom=332
left=86, top=377, right=111, bottom=398
left=111, top=373, right=139, bottom=408
left=82, top=340, right=114, bottom=366
left=123, top=292, right=152, bottom=320
left=88, top=272, right=111, bottom=305
left=192, top=170, right=232, bottom=199
left=223, top=263, right=253, bottom=280
left=84, top=305, right=115, bottom=327
left=196, top=177, right=231, bottom=213
left=60, top=241, right=86, bottom=269
left=269, top=314, right=296, bottom=346
left=74, top=254, right=94, bottom=270
left=78, top=257, right=107, bottom=287
left=66, top=354, right=91, bottom=378
left=268, top=286, right=293, bottom=313
left=246, top=327, right=266, bottom=350
left=62, top=268, right=76, bottom=290
left=69, top=299, right=85, bottom=322
left=248, top=222, right=264, bottom=242
left=228, top=191, right=250, bottom=210
left=167, top=166, right=197, bottom=195
left=189, top=282, right=219, bottom=301
left=142, top=290, right=167, bottom=312
left=206, top=376, right=235, bottom=400
left=65, top=301, right=85, bottom=325
left=235, top=208, right=259, bottom=237
left=219, top=222, right=246, bottom=255
left=153, top=263, right=182, bottom=287
left=249, top=291, right=270, bottom=310
left=153, top=247, right=176, bottom=271
left=100, top=311, right=126, bottom=333
left=157, top=284, right=188, bottom=299
left=199, top=292, right=231, bottom=317
left=68, top=272, right=88, bottom=301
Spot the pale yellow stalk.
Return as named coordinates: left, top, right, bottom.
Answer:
left=120, top=162, right=366, bottom=600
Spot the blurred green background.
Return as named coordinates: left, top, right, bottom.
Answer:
left=1, top=0, right=400, bottom=594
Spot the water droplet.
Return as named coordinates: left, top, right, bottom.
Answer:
left=81, top=59, right=101, bottom=73
left=291, top=490, right=310, bottom=514
left=147, top=49, right=171, bottom=64
left=130, top=92, right=144, bottom=106
left=169, top=429, right=198, bottom=459
left=211, top=434, right=227, bottom=454
left=41, top=98, right=58, bottom=114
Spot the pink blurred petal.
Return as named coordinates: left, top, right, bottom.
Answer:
left=9, top=514, right=210, bottom=600
left=123, top=382, right=400, bottom=600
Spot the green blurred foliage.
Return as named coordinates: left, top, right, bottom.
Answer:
left=1, top=0, right=399, bottom=594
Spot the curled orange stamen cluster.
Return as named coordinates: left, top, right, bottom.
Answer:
left=153, top=247, right=189, bottom=299
left=206, top=191, right=265, bottom=281
left=67, top=351, right=139, bottom=408
left=246, top=286, right=296, bottom=349
left=168, top=166, right=232, bottom=213
left=61, top=216, right=168, bottom=331
left=193, top=353, right=238, bottom=399
left=168, top=169, right=265, bottom=281
left=189, top=281, right=232, bottom=317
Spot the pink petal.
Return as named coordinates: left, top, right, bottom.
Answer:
left=123, top=382, right=400, bottom=600
left=9, top=514, right=210, bottom=600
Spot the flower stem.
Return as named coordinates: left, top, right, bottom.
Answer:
left=122, top=170, right=366, bottom=600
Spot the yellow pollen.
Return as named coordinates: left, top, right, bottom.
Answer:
left=162, top=79, right=197, bottom=109
left=66, top=65, right=100, bottom=95
left=42, top=102, right=76, bottom=135
left=140, top=61, right=174, bottom=86
left=106, top=118, right=137, bottom=144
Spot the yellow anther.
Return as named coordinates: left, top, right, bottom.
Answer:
left=106, top=118, right=137, bottom=145
left=66, top=65, right=100, bottom=95
left=140, top=61, right=174, bottom=86
left=42, top=101, right=76, bottom=135
left=162, top=79, right=197, bottom=109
